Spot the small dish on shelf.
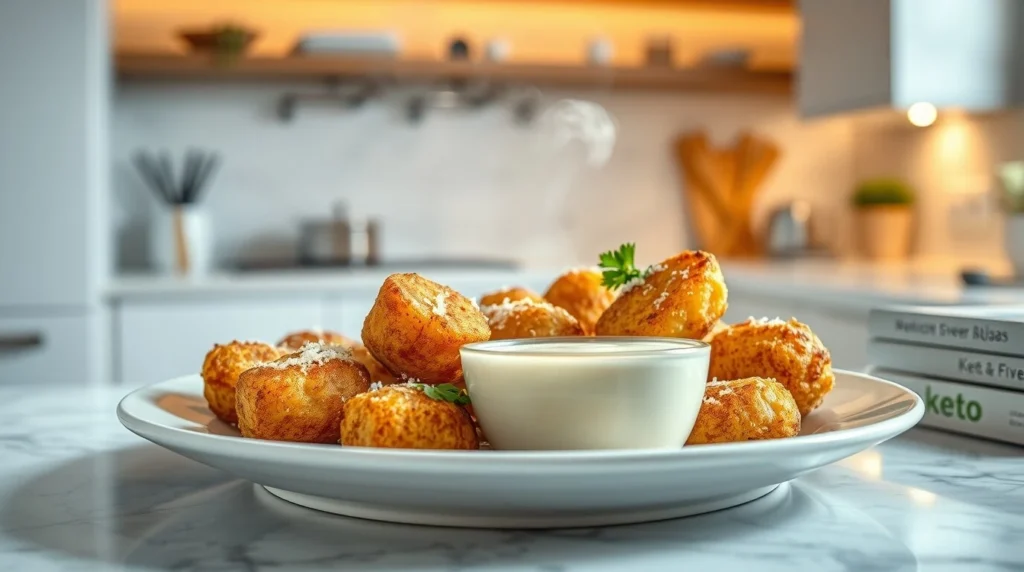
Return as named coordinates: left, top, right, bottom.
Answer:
left=178, top=25, right=258, bottom=61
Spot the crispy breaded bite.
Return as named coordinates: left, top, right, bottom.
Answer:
left=235, top=342, right=371, bottom=443
left=686, top=377, right=801, bottom=445
left=482, top=299, right=585, bottom=340
left=277, top=329, right=358, bottom=351
left=279, top=330, right=396, bottom=384
left=350, top=345, right=398, bottom=385
left=543, top=268, right=615, bottom=335
left=709, top=317, right=834, bottom=416
left=478, top=286, right=545, bottom=307
left=702, top=320, right=728, bottom=343
left=361, top=273, right=490, bottom=383
left=595, top=250, right=728, bottom=340
left=340, top=384, right=479, bottom=450
left=201, top=341, right=281, bottom=425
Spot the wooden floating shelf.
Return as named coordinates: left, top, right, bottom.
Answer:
left=115, top=53, right=793, bottom=94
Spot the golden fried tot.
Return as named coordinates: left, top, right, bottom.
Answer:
left=361, top=273, right=490, bottom=383
left=340, top=384, right=479, bottom=450
left=279, top=330, right=396, bottom=384
left=478, top=286, right=545, bottom=307
left=686, top=377, right=801, bottom=445
left=201, top=341, right=281, bottom=425
left=595, top=250, right=728, bottom=340
left=703, top=320, right=728, bottom=343
left=482, top=299, right=585, bottom=340
left=235, top=342, right=371, bottom=443
left=543, top=268, right=615, bottom=335
left=277, top=329, right=357, bottom=351
left=350, top=345, right=398, bottom=385
left=709, top=317, right=834, bottom=416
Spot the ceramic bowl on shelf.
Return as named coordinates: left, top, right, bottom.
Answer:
left=178, top=26, right=258, bottom=60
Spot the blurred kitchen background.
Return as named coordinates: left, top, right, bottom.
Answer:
left=5, top=0, right=1024, bottom=386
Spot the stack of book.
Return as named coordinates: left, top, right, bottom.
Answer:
left=867, top=304, right=1024, bottom=446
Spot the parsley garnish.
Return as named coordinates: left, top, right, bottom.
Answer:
left=409, top=382, right=471, bottom=405
left=598, top=242, right=645, bottom=290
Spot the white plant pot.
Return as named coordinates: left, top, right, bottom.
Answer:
left=150, top=205, right=212, bottom=276
left=1005, top=214, right=1024, bottom=276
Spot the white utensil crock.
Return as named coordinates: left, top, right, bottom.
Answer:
left=150, top=205, right=211, bottom=276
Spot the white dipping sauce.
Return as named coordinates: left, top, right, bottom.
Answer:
left=461, top=337, right=710, bottom=451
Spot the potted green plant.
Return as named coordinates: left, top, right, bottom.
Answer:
left=851, top=178, right=915, bottom=260
left=179, top=23, right=258, bottom=67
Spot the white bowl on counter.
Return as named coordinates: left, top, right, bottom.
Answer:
left=460, top=337, right=711, bottom=450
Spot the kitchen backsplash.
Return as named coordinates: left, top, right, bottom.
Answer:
left=852, top=109, right=1024, bottom=263
left=113, top=81, right=857, bottom=270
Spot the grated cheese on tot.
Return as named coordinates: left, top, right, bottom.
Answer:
left=480, top=298, right=550, bottom=330
left=263, top=341, right=352, bottom=373
left=562, top=265, right=602, bottom=275
left=619, top=275, right=648, bottom=295
left=653, top=290, right=671, bottom=309
left=747, top=316, right=788, bottom=326
left=432, top=292, right=447, bottom=317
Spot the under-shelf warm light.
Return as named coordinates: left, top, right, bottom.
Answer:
left=907, top=102, right=937, bottom=127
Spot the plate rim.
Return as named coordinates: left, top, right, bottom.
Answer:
left=116, top=368, right=925, bottom=464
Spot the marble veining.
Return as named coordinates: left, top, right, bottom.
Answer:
left=0, top=385, right=1022, bottom=571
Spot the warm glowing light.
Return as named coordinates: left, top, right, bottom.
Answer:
left=839, top=450, right=883, bottom=480
left=906, top=486, right=937, bottom=506
left=907, top=102, right=937, bottom=127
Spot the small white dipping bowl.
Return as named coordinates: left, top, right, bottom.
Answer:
left=460, top=336, right=710, bottom=451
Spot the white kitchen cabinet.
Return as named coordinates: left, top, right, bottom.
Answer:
left=323, top=296, right=376, bottom=341
left=798, top=0, right=1024, bottom=118
left=0, top=0, right=109, bottom=307
left=0, top=314, right=101, bottom=385
left=115, top=298, right=323, bottom=385
left=0, top=0, right=110, bottom=385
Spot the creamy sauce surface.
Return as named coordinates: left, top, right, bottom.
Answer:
left=493, top=340, right=695, bottom=354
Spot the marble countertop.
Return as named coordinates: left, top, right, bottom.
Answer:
left=1, top=384, right=1022, bottom=571
left=105, top=258, right=1024, bottom=310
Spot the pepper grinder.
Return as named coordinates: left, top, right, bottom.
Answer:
left=366, top=218, right=381, bottom=266
left=331, top=201, right=352, bottom=265
left=349, top=217, right=381, bottom=266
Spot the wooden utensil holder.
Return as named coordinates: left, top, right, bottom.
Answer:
left=674, top=130, right=780, bottom=258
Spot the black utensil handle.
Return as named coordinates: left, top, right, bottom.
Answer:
left=158, top=151, right=180, bottom=204
left=133, top=153, right=173, bottom=205
left=0, top=332, right=44, bottom=349
left=191, top=153, right=220, bottom=203
left=184, top=148, right=204, bottom=203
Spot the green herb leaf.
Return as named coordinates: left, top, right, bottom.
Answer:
left=597, top=242, right=645, bottom=290
left=409, top=382, right=471, bottom=405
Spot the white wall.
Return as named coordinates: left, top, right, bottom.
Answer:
left=112, top=81, right=855, bottom=270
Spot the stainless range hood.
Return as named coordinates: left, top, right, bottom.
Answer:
left=798, top=0, right=1024, bottom=119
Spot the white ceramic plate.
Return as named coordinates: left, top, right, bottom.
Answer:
left=117, top=369, right=923, bottom=529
